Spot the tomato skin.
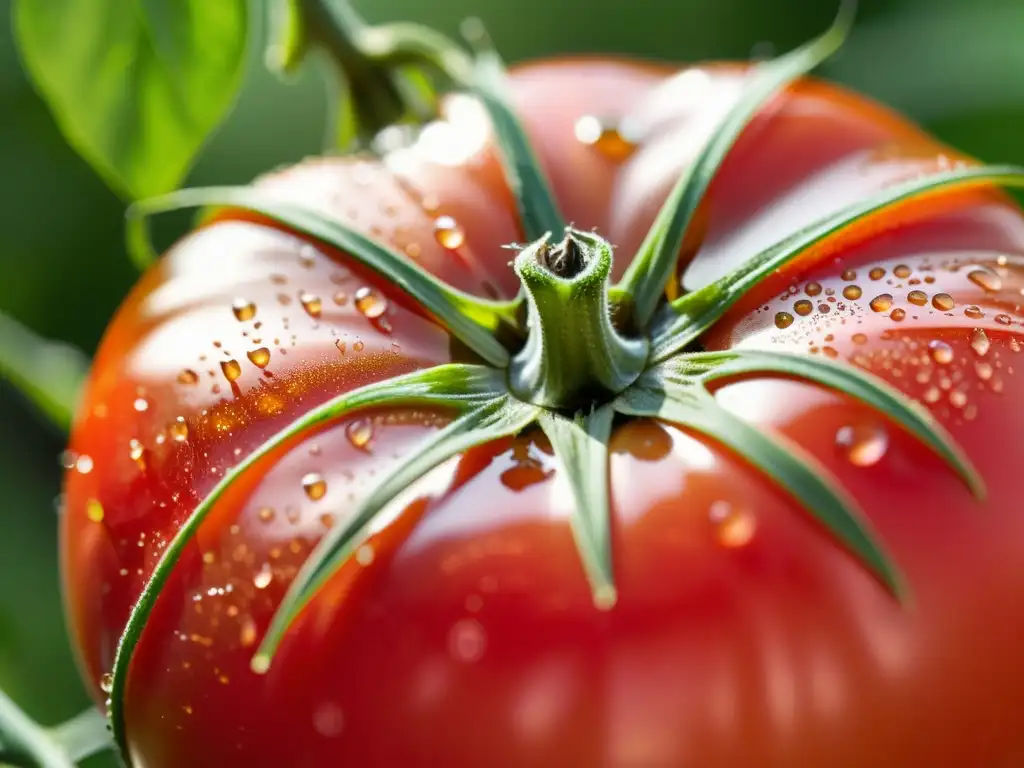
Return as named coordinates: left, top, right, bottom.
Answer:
left=61, top=58, right=1024, bottom=767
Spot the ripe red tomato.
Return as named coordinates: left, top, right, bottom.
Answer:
left=61, top=59, right=1024, bottom=767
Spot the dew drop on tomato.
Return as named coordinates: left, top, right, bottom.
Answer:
left=220, top=359, right=242, bottom=382
left=964, top=305, right=984, bottom=319
left=869, top=267, right=886, bottom=280
left=247, top=347, right=271, bottom=368
left=433, top=215, right=466, bottom=250
left=842, top=285, right=862, bottom=300
left=708, top=501, right=756, bottom=548
left=929, top=340, right=954, bottom=364
left=99, top=673, right=113, bottom=693
left=805, top=282, right=822, bottom=297
left=968, top=267, right=1002, bottom=292
left=300, top=292, right=323, bottom=319
left=774, top=311, right=794, bottom=329
left=302, top=472, right=327, bottom=501
left=869, top=294, right=893, bottom=312
left=573, top=114, right=637, bottom=160
left=231, top=299, right=257, bottom=322
left=313, top=703, right=345, bottom=738
left=793, top=299, right=813, bottom=316
left=907, top=290, right=928, bottom=306
left=976, top=361, right=994, bottom=381
left=835, top=423, right=888, bottom=467
left=932, top=292, right=955, bottom=311
left=177, top=369, right=199, bottom=385
left=253, top=563, right=273, bottom=590
left=448, top=619, right=487, bottom=663
left=345, top=419, right=373, bottom=451
left=971, top=328, right=991, bottom=356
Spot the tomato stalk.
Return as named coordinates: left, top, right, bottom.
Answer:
left=270, top=0, right=447, bottom=149
left=509, top=229, right=648, bottom=409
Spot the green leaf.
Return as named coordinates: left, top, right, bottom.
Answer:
left=0, top=687, right=75, bottom=768
left=537, top=408, right=617, bottom=608
left=129, top=188, right=519, bottom=367
left=14, top=0, right=248, bottom=200
left=616, top=376, right=903, bottom=597
left=107, top=363, right=507, bottom=760
left=254, top=395, right=540, bottom=669
left=463, top=21, right=566, bottom=242
left=0, top=310, right=88, bottom=433
left=652, top=164, right=1024, bottom=361
left=615, top=1, right=854, bottom=328
left=671, top=349, right=984, bottom=498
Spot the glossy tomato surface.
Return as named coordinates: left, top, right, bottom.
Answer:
left=62, top=60, right=1024, bottom=767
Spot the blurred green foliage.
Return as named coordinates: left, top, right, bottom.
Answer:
left=0, top=0, right=1021, bottom=761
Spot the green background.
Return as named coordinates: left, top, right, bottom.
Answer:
left=1, top=0, right=1021, bottom=763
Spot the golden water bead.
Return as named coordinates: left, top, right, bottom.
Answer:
left=433, top=215, right=466, bottom=250
left=232, top=299, right=257, bottom=322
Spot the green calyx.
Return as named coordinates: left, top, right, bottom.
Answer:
left=25, top=3, right=1016, bottom=765
left=509, top=229, right=647, bottom=409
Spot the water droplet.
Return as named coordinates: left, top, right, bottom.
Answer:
left=177, top=369, right=199, bottom=385
left=893, top=264, right=911, bottom=279
left=355, top=287, right=388, bottom=320
left=968, top=267, right=1002, bottom=292
left=869, top=294, right=893, bottom=312
left=353, top=340, right=365, bottom=352
left=129, top=438, right=145, bottom=466
left=931, top=293, right=954, bottom=311
left=774, top=311, right=794, bottom=329
left=355, top=545, right=375, bottom=566
left=964, top=305, right=984, bottom=319
left=232, top=299, right=256, bottom=322
left=100, top=673, right=113, bottom=693
left=949, top=389, right=968, bottom=409
left=852, top=333, right=868, bottom=344
left=303, top=472, right=327, bottom=501
left=253, top=563, right=273, bottom=589
left=842, top=285, right=862, bottom=300
left=313, top=703, right=346, bottom=738
left=868, top=267, right=886, bottom=280
left=299, top=244, right=318, bottom=268
left=299, top=292, right=323, bottom=318
left=346, top=419, right=373, bottom=450
left=258, top=507, right=275, bottom=523
left=805, top=282, right=822, bottom=297
left=970, top=328, right=991, bottom=356
left=221, top=359, right=242, bottom=382
left=793, top=299, right=813, bottom=316
left=907, top=290, right=927, bottom=306
left=708, top=501, right=756, bottom=547
left=86, top=499, right=104, bottom=523
left=975, top=361, right=993, bottom=381
left=448, top=619, right=486, bottom=663
left=247, top=347, right=271, bottom=368
left=433, top=215, right=466, bottom=250
left=923, top=386, right=941, bottom=404
left=995, top=313, right=1013, bottom=325
left=332, top=290, right=348, bottom=306
left=929, top=340, right=953, bottom=364
left=835, top=423, right=888, bottom=467
left=889, top=308, right=906, bottom=322
left=841, top=269, right=857, bottom=281
left=133, top=398, right=149, bottom=412
left=76, top=455, right=94, bottom=474
left=573, top=115, right=636, bottom=159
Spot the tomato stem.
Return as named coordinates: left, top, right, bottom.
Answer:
left=276, top=0, right=438, bottom=149
left=509, top=230, right=648, bottom=409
